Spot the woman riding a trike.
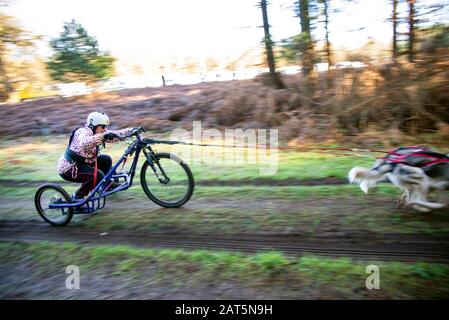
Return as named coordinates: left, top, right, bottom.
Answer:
left=35, top=111, right=195, bottom=226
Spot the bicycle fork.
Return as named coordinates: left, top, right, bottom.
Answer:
left=142, top=148, right=170, bottom=184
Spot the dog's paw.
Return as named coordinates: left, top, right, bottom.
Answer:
left=360, top=181, right=370, bottom=194
left=405, top=199, right=447, bottom=212
left=410, top=204, right=431, bottom=212
left=411, top=200, right=447, bottom=210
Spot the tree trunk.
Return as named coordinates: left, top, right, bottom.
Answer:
left=408, top=0, right=416, bottom=62
left=260, top=0, right=283, bottom=88
left=299, top=0, right=311, bottom=35
left=323, top=0, right=331, bottom=67
left=392, top=0, right=398, bottom=61
left=261, top=0, right=275, bottom=75
left=299, top=0, right=313, bottom=76
left=0, top=54, right=12, bottom=102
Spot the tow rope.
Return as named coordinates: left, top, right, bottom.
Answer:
left=144, top=138, right=388, bottom=152
left=143, top=138, right=388, bottom=157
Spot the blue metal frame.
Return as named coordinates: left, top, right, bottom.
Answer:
left=49, top=134, right=155, bottom=214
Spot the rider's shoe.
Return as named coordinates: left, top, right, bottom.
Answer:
left=71, top=195, right=90, bottom=213
left=71, top=194, right=82, bottom=202
left=75, top=203, right=90, bottom=213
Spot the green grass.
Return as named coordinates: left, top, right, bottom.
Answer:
left=1, top=135, right=447, bottom=183
left=1, top=240, right=448, bottom=298
left=0, top=183, right=401, bottom=200
left=0, top=135, right=377, bottom=182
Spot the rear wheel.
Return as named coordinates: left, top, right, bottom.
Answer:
left=140, top=153, right=194, bottom=208
left=35, top=183, right=73, bottom=226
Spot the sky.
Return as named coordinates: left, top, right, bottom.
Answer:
left=4, top=0, right=449, bottom=70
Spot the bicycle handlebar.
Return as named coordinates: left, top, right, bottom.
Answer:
left=125, top=126, right=145, bottom=138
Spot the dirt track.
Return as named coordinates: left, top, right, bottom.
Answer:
left=1, top=220, right=449, bottom=263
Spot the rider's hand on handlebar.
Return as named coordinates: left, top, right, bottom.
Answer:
left=103, top=132, right=121, bottom=141
left=130, top=126, right=145, bottom=136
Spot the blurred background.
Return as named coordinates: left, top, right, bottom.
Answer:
left=0, top=0, right=448, bottom=144
left=1, top=0, right=449, bottom=300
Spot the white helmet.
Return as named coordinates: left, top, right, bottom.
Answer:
left=86, top=111, right=110, bottom=128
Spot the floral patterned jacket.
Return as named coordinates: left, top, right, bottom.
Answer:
left=58, top=125, right=133, bottom=177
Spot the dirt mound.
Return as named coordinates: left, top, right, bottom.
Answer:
left=1, top=64, right=448, bottom=145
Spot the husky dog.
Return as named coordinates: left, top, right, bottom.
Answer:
left=348, top=147, right=449, bottom=212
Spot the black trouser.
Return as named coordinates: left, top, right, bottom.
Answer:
left=60, top=154, right=112, bottom=198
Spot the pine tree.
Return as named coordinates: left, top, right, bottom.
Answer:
left=47, top=19, right=115, bottom=84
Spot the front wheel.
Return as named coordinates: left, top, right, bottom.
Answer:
left=140, top=153, right=194, bottom=208
left=35, top=183, right=73, bottom=226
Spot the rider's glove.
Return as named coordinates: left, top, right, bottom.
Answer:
left=130, top=127, right=144, bottom=136
left=103, top=132, right=121, bottom=141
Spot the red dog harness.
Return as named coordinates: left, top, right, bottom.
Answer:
left=381, top=146, right=449, bottom=168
